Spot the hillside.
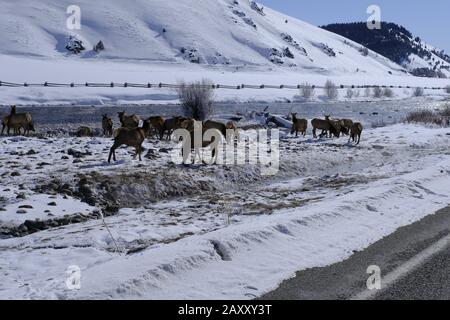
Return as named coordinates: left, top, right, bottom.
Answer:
left=322, top=22, right=450, bottom=78
left=0, top=0, right=404, bottom=75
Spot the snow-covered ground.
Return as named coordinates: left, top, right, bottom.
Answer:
left=1, top=110, right=449, bottom=299
left=2, top=53, right=450, bottom=106
left=1, top=0, right=450, bottom=301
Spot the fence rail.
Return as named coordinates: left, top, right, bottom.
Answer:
left=0, top=80, right=449, bottom=91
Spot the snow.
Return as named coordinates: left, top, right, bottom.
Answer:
left=0, top=189, right=96, bottom=226
left=1, top=0, right=450, bottom=300
left=1, top=120, right=449, bottom=299
left=1, top=0, right=449, bottom=105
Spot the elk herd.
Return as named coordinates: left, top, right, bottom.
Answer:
left=1, top=105, right=364, bottom=164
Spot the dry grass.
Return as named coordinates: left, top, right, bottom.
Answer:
left=406, top=106, right=450, bottom=126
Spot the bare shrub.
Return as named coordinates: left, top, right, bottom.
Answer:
left=383, top=88, right=394, bottom=98
left=299, top=82, right=315, bottom=100
left=177, top=79, right=215, bottom=120
left=324, top=80, right=338, bottom=100
left=406, top=109, right=449, bottom=126
left=413, top=87, right=424, bottom=97
left=372, top=86, right=383, bottom=98
left=440, top=105, right=450, bottom=117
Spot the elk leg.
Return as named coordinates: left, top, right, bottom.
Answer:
left=108, top=147, right=115, bottom=163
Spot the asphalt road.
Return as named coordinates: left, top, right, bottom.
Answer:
left=260, top=205, right=450, bottom=300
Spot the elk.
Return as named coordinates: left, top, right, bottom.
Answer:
left=117, top=111, right=141, bottom=128
left=102, top=114, right=113, bottom=137
left=147, top=116, right=165, bottom=139
left=203, top=120, right=227, bottom=138
left=225, top=121, right=240, bottom=143
left=291, top=113, right=308, bottom=137
left=311, top=115, right=337, bottom=139
left=1, top=115, right=9, bottom=135
left=328, top=119, right=343, bottom=138
left=161, top=116, right=184, bottom=140
left=7, top=105, right=35, bottom=136
left=108, top=119, right=151, bottom=162
left=338, top=119, right=353, bottom=135
left=179, top=119, right=221, bottom=164
left=76, top=126, right=93, bottom=137
left=349, top=122, right=363, bottom=144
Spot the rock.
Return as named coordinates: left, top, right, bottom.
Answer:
left=145, top=149, right=160, bottom=160
left=78, top=183, right=96, bottom=206
left=24, top=220, right=47, bottom=232
left=26, top=149, right=38, bottom=155
left=18, top=205, right=33, bottom=209
left=16, top=209, right=27, bottom=214
left=16, top=193, right=26, bottom=200
left=68, top=148, right=92, bottom=158
left=61, top=156, right=69, bottom=160
left=11, top=172, right=21, bottom=177
left=47, top=202, right=57, bottom=206
left=0, top=207, right=6, bottom=212
left=93, top=41, right=105, bottom=52
left=65, top=35, right=85, bottom=54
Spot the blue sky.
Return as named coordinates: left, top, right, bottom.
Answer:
left=258, top=0, right=450, bottom=53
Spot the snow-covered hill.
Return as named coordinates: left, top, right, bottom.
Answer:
left=2, top=0, right=450, bottom=105
left=0, top=0, right=404, bottom=75
left=323, top=22, right=450, bottom=78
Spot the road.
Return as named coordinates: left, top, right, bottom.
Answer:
left=260, top=205, right=450, bottom=300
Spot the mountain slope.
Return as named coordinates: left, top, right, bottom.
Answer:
left=322, top=22, right=450, bottom=78
left=0, top=0, right=404, bottom=76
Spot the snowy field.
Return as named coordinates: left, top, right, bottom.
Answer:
left=1, top=100, right=450, bottom=299
left=1, top=54, right=450, bottom=106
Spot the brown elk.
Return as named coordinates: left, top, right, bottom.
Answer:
left=146, top=116, right=165, bottom=139
left=117, top=111, right=141, bottom=128
left=203, top=120, right=227, bottom=137
left=328, top=119, right=343, bottom=138
left=291, top=113, right=308, bottom=137
left=161, top=116, right=184, bottom=140
left=338, top=119, right=353, bottom=135
left=102, top=114, right=113, bottom=137
left=108, top=119, right=151, bottom=162
left=179, top=119, right=221, bottom=164
left=311, top=115, right=337, bottom=139
left=7, top=106, right=35, bottom=136
left=1, top=115, right=9, bottom=135
left=76, top=126, right=93, bottom=137
left=349, top=122, right=363, bottom=144
left=225, top=121, right=240, bottom=143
